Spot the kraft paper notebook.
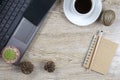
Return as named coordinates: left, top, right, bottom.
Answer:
left=83, top=31, right=118, bottom=74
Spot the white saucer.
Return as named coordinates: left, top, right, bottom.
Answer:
left=63, top=0, right=102, bottom=26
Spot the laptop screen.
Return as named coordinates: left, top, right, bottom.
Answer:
left=24, top=0, right=56, bottom=26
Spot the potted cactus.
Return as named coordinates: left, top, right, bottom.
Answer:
left=2, top=46, right=20, bottom=64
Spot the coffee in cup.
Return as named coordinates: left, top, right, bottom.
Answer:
left=74, top=0, right=92, bottom=14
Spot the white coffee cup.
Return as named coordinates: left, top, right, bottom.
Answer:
left=63, top=0, right=102, bottom=26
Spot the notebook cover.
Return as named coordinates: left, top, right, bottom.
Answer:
left=91, top=37, right=118, bottom=74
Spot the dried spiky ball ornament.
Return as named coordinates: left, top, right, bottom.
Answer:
left=44, top=61, right=55, bottom=72
left=19, top=61, right=34, bottom=74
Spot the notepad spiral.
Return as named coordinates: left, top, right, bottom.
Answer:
left=83, top=35, right=99, bottom=69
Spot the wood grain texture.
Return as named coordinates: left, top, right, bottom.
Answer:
left=0, top=0, right=120, bottom=80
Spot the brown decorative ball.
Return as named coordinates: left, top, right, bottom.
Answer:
left=100, top=10, right=116, bottom=26
left=44, top=61, right=55, bottom=72
left=19, top=61, right=34, bottom=74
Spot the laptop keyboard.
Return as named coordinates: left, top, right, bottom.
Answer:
left=0, top=0, right=31, bottom=51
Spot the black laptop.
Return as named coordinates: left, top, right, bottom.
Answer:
left=0, top=0, right=56, bottom=65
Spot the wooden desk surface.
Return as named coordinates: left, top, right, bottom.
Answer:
left=0, top=0, right=120, bottom=80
